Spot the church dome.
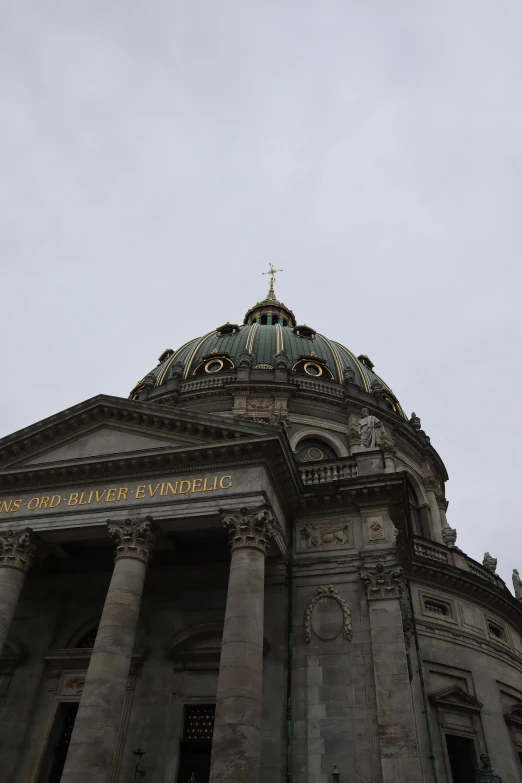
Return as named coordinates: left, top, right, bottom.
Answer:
left=130, top=272, right=405, bottom=418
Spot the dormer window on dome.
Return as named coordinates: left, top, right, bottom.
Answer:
left=292, top=354, right=334, bottom=380
left=193, top=353, right=234, bottom=376
left=294, top=325, right=316, bottom=339
left=158, top=348, right=174, bottom=364
left=357, top=354, right=375, bottom=370
left=216, top=323, right=239, bottom=336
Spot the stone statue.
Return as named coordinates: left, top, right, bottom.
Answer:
left=482, top=553, right=497, bottom=573
left=358, top=407, right=383, bottom=450
left=410, top=412, right=421, bottom=431
left=513, top=569, right=522, bottom=600
left=342, top=365, right=356, bottom=384
left=441, top=525, right=457, bottom=547
left=476, top=753, right=502, bottom=782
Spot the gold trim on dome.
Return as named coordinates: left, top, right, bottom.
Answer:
left=157, top=336, right=195, bottom=385
left=246, top=323, right=258, bottom=353
left=183, top=331, right=217, bottom=379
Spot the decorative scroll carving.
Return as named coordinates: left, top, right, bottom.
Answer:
left=304, top=585, right=352, bottom=643
left=378, top=429, right=396, bottom=456
left=342, top=365, right=356, bottom=384
left=168, top=361, right=185, bottom=379
left=301, top=524, right=350, bottom=549
left=348, top=426, right=361, bottom=448
left=237, top=350, right=254, bottom=368
left=370, top=379, right=384, bottom=398
left=142, top=373, right=156, bottom=392
left=423, top=469, right=439, bottom=494
left=107, top=516, right=156, bottom=563
left=273, top=350, right=291, bottom=370
left=441, top=525, right=457, bottom=547
left=360, top=564, right=404, bottom=600
left=0, top=528, right=38, bottom=574
left=482, top=552, right=497, bottom=573
left=221, top=506, right=274, bottom=554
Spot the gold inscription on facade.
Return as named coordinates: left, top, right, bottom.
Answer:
left=0, top=475, right=233, bottom=516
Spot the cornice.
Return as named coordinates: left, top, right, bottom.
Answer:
left=409, top=561, right=522, bottom=631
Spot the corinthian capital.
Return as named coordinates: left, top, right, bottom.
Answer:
left=221, top=506, right=274, bottom=554
left=107, top=516, right=156, bottom=563
left=0, top=528, right=38, bottom=573
left=360, top=564, right=404, bottom=600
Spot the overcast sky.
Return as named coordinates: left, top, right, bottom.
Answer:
left=1, top=2, right=521, bottom=588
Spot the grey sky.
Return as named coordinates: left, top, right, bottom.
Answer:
left=1, top=2, right=521, bottom=587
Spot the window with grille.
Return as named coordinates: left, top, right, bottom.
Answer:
left=183, top=705, right=215, bottom=741
left=424, top=600, right=448, bottom=616
left=76, top=626, right=99, bottom=648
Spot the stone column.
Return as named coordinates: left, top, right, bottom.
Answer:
left=0, top=528, right=37, bottom=656
left=360, top=564, right=422, bottom=783
left=209, top=506, right=274, bottom=783
left=61, top=516, right=155, bottom=783
left=424, top=473, right=444, bottom=544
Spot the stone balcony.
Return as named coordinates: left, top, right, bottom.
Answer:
left=298, top=457, right=358, bottom=485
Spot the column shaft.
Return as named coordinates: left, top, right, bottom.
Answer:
left=0, top=528, right=37, bottom=656
left=61, top=516, right=154, bottom=783
left=210, top=506, right=273, bottom=783
left=0, top=567, right=26, bottom=656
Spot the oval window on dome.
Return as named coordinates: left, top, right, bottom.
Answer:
left=205, top=359, right=224, bottom=373
left=304, top=362, right=323, bottom=377
left=296, top=438, right=337, bottom=462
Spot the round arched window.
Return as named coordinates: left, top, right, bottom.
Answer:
left=205, top=359, right=224, bottom=373
left=296, top=438, right=337, bottom=462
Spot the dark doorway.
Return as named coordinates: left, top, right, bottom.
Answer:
left=445, top=734, right=477, bottom=783
left=40, top=702, right=79, bottom=783
left=177, top=705, right=215, bottom=783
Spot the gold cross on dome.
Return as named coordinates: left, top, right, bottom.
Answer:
left=262, top=264, right=283, bottom=295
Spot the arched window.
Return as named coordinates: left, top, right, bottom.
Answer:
left=296, top=438, right=337, bottom=462
left=73, top=625, right=99, bottom=649
left=272, top=315, right=279, bottom=325
left=407, top=480, right=430, bottom=537
left=261, top=314, right=268, bottom=325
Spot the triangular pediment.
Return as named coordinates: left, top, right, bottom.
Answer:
left=429, top=685, right=483, bottom=712
left=0, top=394, right=286, bottom=472
left=15, top=425, right=184, bottom=466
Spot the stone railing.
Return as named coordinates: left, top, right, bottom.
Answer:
left=299, top=458, right=357, bottom=485
left=290, top=377, right=345, bottom=399
left=413, top=536, right=506, bottom=589
left=413, top=540, right=449, bottom=564
left=182, top=376, right=236, bottom=393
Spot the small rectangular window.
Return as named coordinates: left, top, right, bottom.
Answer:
left=488, top=622, right=504, bottom=640
left=424, top=600, right=448, bottom=616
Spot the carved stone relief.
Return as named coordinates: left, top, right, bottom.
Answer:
left=300, top=522, right=352, bottom=550
left=304, top=585, right=352, bottom=643
left=367, top=517, right=386, bottom=541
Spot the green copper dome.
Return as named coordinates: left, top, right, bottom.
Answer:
left=130, top=278, right=405, bottom=417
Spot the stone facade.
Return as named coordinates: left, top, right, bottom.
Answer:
left=0, top=290, right=521, bottom=783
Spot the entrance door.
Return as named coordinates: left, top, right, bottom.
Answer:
left=445, top=734, right=477, bottom=783
left=39, top=702, right=79, bottom=783
left=177, top=705, right=215, bottom=783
